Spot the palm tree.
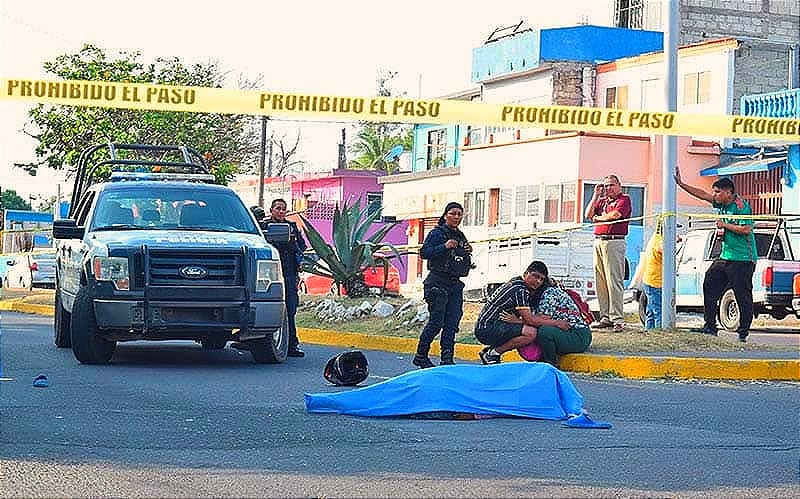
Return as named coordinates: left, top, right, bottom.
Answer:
left=348, top=124, right=412, bottom=173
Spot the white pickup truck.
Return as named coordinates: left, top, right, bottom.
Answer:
left=463, top=229, right=597, bottom=301
left=634, top=220, right=800, bottom=330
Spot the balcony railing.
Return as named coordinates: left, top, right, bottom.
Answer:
left=740, top=88, right=800, bottom=119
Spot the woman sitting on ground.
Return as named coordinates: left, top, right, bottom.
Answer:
left=500, top=260, right=592, bottom=366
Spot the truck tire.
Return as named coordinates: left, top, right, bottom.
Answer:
left=769, top=308, right=787, bottom=320
left=71, top=285, right=116, bottom=364
left=54, top=286, right=72, bottom=348
left=248, top=313, right=289, bottom=364
left=718, top=288, right=740, bottom=332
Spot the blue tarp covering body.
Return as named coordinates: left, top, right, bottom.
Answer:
left=305, top=362, right=584, bottom=420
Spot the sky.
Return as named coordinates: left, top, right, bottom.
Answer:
left=0, top=0, right=613, bottom=202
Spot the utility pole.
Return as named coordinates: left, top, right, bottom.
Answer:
left=267, top=131, right=274, bottom=178
left=661, top=0, right=679, bottom=329
left=337, top=128, right=347, bottom=169
left=258, top=116, right=268, bottom=208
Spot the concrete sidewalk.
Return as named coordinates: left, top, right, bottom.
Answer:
left=3, top=298, right=798, bottom=381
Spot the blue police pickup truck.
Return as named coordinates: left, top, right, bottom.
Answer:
left=53, top=143, right=291, bottom=364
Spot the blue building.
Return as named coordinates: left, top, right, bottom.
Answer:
left=411, top=24, right=664, bottom=173
left=736, top=88, right=800, bottom=251
left=730, top=89, right=800, bottom=215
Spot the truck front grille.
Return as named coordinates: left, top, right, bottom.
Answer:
left=147, top=250, right=243, bottom=286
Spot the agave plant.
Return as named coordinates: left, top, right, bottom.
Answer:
left=299, top=197, right=402, bottom=298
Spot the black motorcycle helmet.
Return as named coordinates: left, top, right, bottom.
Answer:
left=323, top=351, right=369, bottom=386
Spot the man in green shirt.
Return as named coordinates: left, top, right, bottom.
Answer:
left=675, top=167, right=757, bottom=342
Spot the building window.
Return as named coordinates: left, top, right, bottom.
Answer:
left=499, top=188, right=513, bottom=224
left=605, top=86, right=628, bottom=109
left=683, top=71, right=711, bottom=105
left=641, top=78, right=661, bottom=110
left=486, top=126, right=514, bottom=142
left=543, top=184, right=561, bottom=223
left=488, top=188, right=500, bottom=227
left=560, top=183, right=576, bottom=223
left=515, top=185, right=539, bottom=217
left=466, top=126, right=483, bottom=146
left=614, top=0, right=643, bottom=29
left=463, top=192, right=474, bottom=226
left=366, top=192, right=382, bottom=217
left=427, top=128, right=447, bottom=169
left=474, top=191, right=486, bottom=226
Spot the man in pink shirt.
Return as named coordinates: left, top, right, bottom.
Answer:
left=584, top=174, right=632, bottom=332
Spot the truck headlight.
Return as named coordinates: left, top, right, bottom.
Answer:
left=92, top=256, right=130, bottom=290
left=256, top=260, right=282, bottom=292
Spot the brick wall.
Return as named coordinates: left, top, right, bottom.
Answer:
left=677, top=0, right=799, bottom=113
left=551, top=61, right=594, bottom=107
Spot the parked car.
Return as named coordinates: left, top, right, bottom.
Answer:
left=300, top=261, right=401, bottom=297
left=792, top=273, right=800, bottom=315
left=3, top=252, right=56, bottom=289
left=633, top=220, right=800, bottom=329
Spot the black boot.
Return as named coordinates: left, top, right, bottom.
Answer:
left=413, top=354, right=435, bottom=369
left=439, top=347, right=455, bottom=365
left=413, top=339, right=435, bottom=369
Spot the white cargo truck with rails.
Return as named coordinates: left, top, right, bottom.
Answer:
left=462, top=227, right=599, bottom=301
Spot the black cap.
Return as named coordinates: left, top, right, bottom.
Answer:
left=250, top=205, right=266, bottom=220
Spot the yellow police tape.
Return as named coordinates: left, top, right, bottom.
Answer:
left=2, top=211, right=792, bottom=258
left=375, top=211, right=798, bottom=252
left=3, top=78, right=799, bottom=141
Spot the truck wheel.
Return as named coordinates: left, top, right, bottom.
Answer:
left=718, top=288, right=740, bottom=332
left=71, top=285, right=116, bottom=364
left=248, top=313, right=289, bottom=364
left=54, top=287, right=72, bottom=348
left=769, top=308, right=788, bottom=320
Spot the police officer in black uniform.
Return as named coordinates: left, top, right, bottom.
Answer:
left=252, top=199, right=308, bottom=357
left=413, top=201, right=473, bottom=368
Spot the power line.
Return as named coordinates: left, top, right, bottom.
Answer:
left=1, top=12, right=78, bottom=46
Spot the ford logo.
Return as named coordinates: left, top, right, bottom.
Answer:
left=179, top=265, right=208, bottom=279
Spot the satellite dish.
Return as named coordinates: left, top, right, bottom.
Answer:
left=383, top=145, right=404, bottom=162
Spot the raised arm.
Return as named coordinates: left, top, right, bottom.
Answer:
left=584, top=183, right=604, bottom=221
left=675, top=166, right=713, bottom=203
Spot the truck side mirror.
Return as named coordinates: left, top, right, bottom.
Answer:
left=264, top=222, right=291, bottom=244
left=53, top=219, right=85, bottom=239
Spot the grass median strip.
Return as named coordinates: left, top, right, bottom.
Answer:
left=5, top=290, right=796, bottom=355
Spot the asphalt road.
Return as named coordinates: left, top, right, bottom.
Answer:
left=1, top=311, right=798, bottom=498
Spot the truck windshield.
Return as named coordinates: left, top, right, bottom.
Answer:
left=91, top=189, right=259, bottom=233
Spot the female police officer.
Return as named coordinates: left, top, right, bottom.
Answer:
left=413, top=201, right=473, bottom=368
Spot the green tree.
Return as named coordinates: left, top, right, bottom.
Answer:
left=299, top=197, right=401, bottom=298
left=23, top=44, right=262, bottom=185
left=0, top=189, right=32, bottom=211
left=348, top=70, right=412, bottom=173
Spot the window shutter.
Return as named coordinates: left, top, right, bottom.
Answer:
left=500, top=188, right=513, bottom=224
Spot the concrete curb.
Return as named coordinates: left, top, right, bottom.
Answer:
left=0, top=299, right=54, bottom=316
left=2, top=299, right=796, bottom=381
left=298, top=327, right=800, bottom=381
